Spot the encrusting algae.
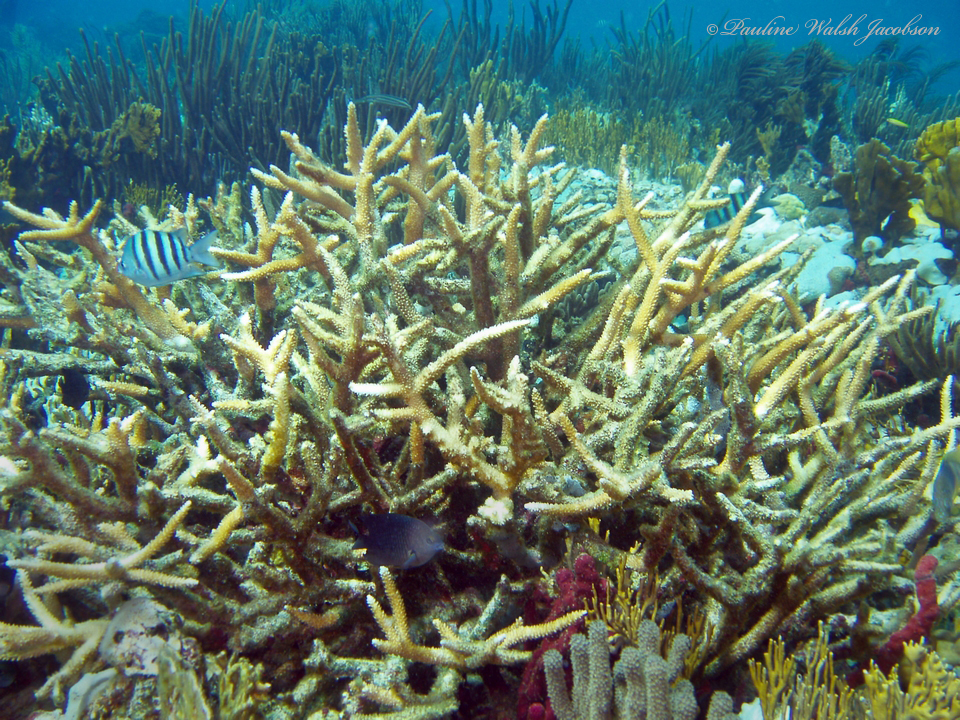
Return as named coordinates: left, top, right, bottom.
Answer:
left=0, top=100, right=958, bottom=718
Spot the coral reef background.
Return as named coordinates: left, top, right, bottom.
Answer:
left=1, top=1, right=960, bottom=719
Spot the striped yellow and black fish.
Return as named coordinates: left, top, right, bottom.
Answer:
left=703, top=191, right=765, bottom=229
left=118, top=228, right=220, bottom=287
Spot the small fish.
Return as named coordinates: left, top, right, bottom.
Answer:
left=354, top=94, right=413, bottom=111
left=886, top=117, right=909, bottom=129
left=703, top=190, right=768, bottom=229
left=118, top=228, right=220, bottom=287
left=58, top=367, right=90, bottom=409
left=933, top=447, right=960, bottom=523
left=353, top=513, right=444, bottom=568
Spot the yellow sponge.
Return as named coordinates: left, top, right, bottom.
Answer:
left=915, top=118, right=960, bottom=230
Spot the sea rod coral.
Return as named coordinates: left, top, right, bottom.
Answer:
left=0, top=102, right=957, bottom=716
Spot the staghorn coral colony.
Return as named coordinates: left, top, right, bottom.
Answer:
left=2, top=1, right=960, bottom=719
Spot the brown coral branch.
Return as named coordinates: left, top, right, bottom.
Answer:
left=9, top=501, right=197, bottom=593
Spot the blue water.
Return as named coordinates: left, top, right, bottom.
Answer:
left=453, top=0, right=960, bottom=91
left=5, top=0, right=958, bottom=93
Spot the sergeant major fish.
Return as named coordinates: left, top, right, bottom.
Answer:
left=704, top=182, right=776, bottom=229
left=118, top=228, right=220, bottom=287
left=353, top=513, right=444, bottom=568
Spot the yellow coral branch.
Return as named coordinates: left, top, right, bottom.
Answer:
left=368, top=567, right=584, bottom=669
